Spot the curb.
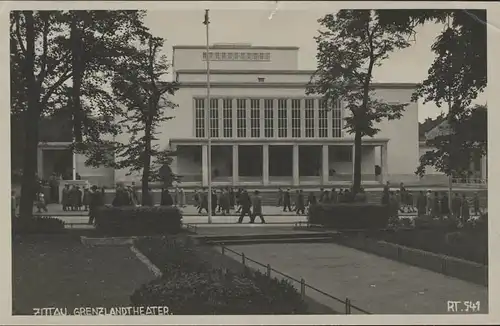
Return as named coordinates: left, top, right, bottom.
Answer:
left=130, top=245, right=163, bottom=278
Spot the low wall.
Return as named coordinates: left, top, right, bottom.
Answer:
left=331, top=234, right=488, bottom=287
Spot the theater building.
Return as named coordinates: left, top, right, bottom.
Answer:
left=113, top=43, right=420, bottom=188
left=37, top=43, right=423, bottom=188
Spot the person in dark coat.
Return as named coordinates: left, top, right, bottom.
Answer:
left=250, top=190, right=266, bottom=223
left=112, top=184, right=131, bottom=207
left=416, top=191, right=427, bottom=216
left=235, top=188, right=242, bottom=213
left=220, top=189, right=230, bottom=215
left=76, top=186, right=83, bottom=210
left=237, top=190, right=252, bottom=223
left=381, top=181, right=390, bottom=205
left=82, top=187, right=90, bottom=211
left=473, top=192, right=481, bottom=216
left=198, top=188, right=208, bottom=214
left=452, top=193, right=462, bottom=220
left=330, top=188, right=338, bottom=203
left=69, top=186, right=78, bottom=211
left=211, top=190, right=218, bottom=215
left=283, top=189, right=292, bottom=212
left=295, top=190, right=305, bottom=215
left=229, top=187, right=235, bottom=209
left=307, top=192, right=317, bottom=206
left=61, top=184, right=70, bottom=211
left=440, top=192, right=450, bottom=217
left=88, top=186, right=104, bottom=225
left=161, top=188, right=173, bottom=206
left=49, top=173, right=59, bottom=203
left=461, top=194, right=470, bottom=223
left=432, top=192, right=441, bottom=218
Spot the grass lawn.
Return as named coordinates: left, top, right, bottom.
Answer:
left=364, top=227, right=488, bottom=265
left=12, top=234, right=156, bottom=315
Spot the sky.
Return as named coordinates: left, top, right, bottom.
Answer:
left=143, top=8, right=487, bottom=123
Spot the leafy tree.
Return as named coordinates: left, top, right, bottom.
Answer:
left=376, top=9, right=486, bottom=95
left=307, top=10, right=410, bottom=193
left=417, top=105, right=487, bottom=178
left=109, top=35, right=178, bottom=204
left=11, top=10, right=149, bottom=218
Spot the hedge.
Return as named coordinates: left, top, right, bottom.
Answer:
left=131, top=237, right=308, bottom=314
left=308, top=203, right=390, bottom=230
left=94, top=206, right=182, bottom=235
left=12, top=216, right=66, bottom=234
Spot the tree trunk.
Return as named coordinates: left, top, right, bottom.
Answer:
left=352, top=130, right=362, bottom=194
left=71, top=13, right=83, bottom=145
left=141, top=122, right=152, bottom=206
left=19, top=11, right=40, bottom=219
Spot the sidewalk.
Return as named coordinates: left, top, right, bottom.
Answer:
left=223, top=243, right=488, bottom=314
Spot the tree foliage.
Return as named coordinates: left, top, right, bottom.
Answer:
left=10, top=10, right=150, bottom=217
left=417, top=105, right=487, bottom=177
left=307, top=10, right=410, bottom=192
left=107, top=35, right=178, bottom=203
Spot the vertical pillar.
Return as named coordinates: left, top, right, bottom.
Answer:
left=37, top=147, right=43, bottom=177
left=232, top=144, right=239, bottom=186
left=293, top=144, right=299, bottom=186
left=322, top=145, right=329, bottom=185
left=263, top=144, right=269, bottom=185
left=381, top=143, right=388, bottom=184
left=202, top=144, right=208, bottom=186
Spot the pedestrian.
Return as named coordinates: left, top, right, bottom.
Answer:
left=235, top=188, right=242, bottom=213
left=283, top=188, right=292, bottom=212
left=250, top=190, right=266, bottom=224
left=216, top=189, right=222, bottom=213
left=62, top=184, right=70, bottom=211
left=211, top=190, right=218, bottom=216
left=381, top=181, right=390, bottom=205
left=432, top=192, right=441, bottom=218
left=178, top=187, right=185, bottom=207
left=49, top=173, right=59, bottom=203
left=416, top=191, right=426, bottom=216
left=198, top=188, right=208, bottom=214
left=173, top=185, right=179, bottom=206
left=461, top=194, right=470, bottom=223
left=389, top=191, right=398, bottom=221
left=277, top=188, right=283, bottom=207
left=295, top=190, right=305, bottom=215
left=36, top=191, right=48, bottom=213
left=127, top=185, right=138, bottom=206
left=82, top=187, right=90, bottom=211
left=237, top=190, right=252, bottom=223
left=452, top=193, right=462, bottom=220
left=330, top=188, right=338, bottom=203
left=161, top=188, right=174, bottom=206
left=307, top=192, right=317, bottom=206
left=193, top=189, right=200, bottom=209
left=76, top=186, right=83, bottom=210
left=473, top=192, right=481, bottom=216
left=88, top=185, right=104, bottom=225
left=220, top=189, right=230, bottom=215
left=425, top=190, right=433, bottom=215
left=440, top=192, right=450, bottom=218
left=229, top=187, right=235, bottom=209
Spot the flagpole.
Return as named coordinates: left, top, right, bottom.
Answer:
left=204, top=9, right=212, bottom=224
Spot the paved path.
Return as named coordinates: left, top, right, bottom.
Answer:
left=12, top=235, right=156, bottom=315
left=223, top=243, right=488, bottom=314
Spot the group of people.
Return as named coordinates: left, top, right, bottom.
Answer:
left=382, top=182, right=482, bottom=222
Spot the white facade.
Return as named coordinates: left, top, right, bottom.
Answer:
left=38, top=44, right=422, bottom=187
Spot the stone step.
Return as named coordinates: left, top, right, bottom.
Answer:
left=205, top=237, right=335, bottom=245
left=194, top=231, right=333, bottom=242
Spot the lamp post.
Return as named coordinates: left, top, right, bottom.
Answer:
left=203, top=9, right=212, bottom=224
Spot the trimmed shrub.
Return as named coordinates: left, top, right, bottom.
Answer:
left=308, top=203, right=389, bottom=230
left=12, top=216, right=66, bottom=234
left=131, top=237, right=308, bottom=314
left=94, top=205, right=182, bottom=235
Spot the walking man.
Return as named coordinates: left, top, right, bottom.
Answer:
left=237, top=190, right=252, bottom=223
left=251, top=190, right=266, bottom=223
left=295, top=190, right=306, bottom=215
left=283, top=188, right=292, bottom=212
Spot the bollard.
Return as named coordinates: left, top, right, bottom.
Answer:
left=300, top=278, right=306, bottom=300
left=242, top=253, right=246, bottom=266
left=266, top=264, right=271, bottom=278
left=345, top=298, right=350, bottom=314
left=221, top=246, right=225, bottom=255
